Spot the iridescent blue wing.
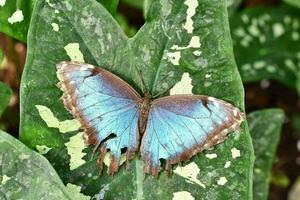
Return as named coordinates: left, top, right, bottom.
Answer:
left=140, top=95, right=245, bottom=176
left=56, top=61, right=141, bottom=174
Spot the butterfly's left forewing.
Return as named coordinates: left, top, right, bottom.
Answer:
left=56, top=61, right=141, bottom=174
left=140, top=95, right=244, bottom=176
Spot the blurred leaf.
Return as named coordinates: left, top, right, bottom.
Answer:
left=97, top=0, right=119, bottom=15
left=227, top=0, right=242, bottom=15
left=248, top=109, right=285, bottom=200
left=291, top=114, right=300, bottom=133
left=0, top=130, right=73, bottom=200
left=231, top=6, right=300, bottom=95
left=0, top=82, right=12, bottom=117
left=0, top=0, right=35, bottom=42
left=271, top=172, right=290, bottom=188
left=121, top=0, right=144, bottom=9
left=115, top=14, right=138, bottom=37
left=0, top=48, right=3, bottom=63
left=20, top=0, right=253, bottom=199
left=284, top=0, right=300, bottom=9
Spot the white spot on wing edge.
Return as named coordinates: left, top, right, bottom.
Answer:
left=65, top=132, right=87, bottom=170
left=8, top=10, right=24, bottom=24
left=103, top=152, right=127, bottom=167
left=64, top=43, right=85, bottom=62
left=217, top=177, right=228, bottom=185
left=0, top=0, right=6, bottom=7
left=35, top=105, right=81, bottom=133
left=170, top=72, right=193, bottom=95
left=173, top=191, right=195, bottom=200
left=231, top=147, right=241, bottom=159
left=173, top=162, right=206, bottom=188
left=183, top=0, right=199, bottom=33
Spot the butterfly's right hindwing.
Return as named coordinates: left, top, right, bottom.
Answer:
left=56, top=61, right=141, bottom=174
left=140, top=95, right=244, bottom=176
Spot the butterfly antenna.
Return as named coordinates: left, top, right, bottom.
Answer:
left=151, top=71, right=174, bottom=96
left=152, top=83, right=175, bottom=99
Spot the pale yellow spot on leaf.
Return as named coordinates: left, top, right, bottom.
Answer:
left=173, top=191, right=195, bottom=200
left=8, top=10, right=24, bottom=24
left=1, top=175, right=11, bottom=184
left=65, top=183, right=90, bottom=200
left=231, top=147, right=241, bottom=159
left=36, top=145, right=52, bottom=155
left=173, top=162, right=206, bottom=188
left=36, top=105, right=81, bottom=133
left=183, top=0, right=199, bottom=33
left=0, top=0, right=6, bottom=7
left=205, top=153, right=217, bottom=159
left=65, top=132, right=87, bottom=170
left=51, top=23, right=59, bottom=32
left=217, top=177, right=228, bottom=185
left=166, top=51, right=181, bottom=65
left=64, top=43, right=85, bottom=62
left=170, top=72, right=193, bottom=95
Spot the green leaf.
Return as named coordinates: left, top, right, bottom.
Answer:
left=248, top=109, right=285, bottom=200
left=0, top=130, right=73, bottom=200
left=227, top=0, right=242, bottom=15
left=230, top=6, right=300, bottom=95
left=0, top=0, right=35, bottom=42
left=97, top=0, right=119, bottom=15
left=0, top=0, right=118, bottom=42
left=20, top=0, right=253, bottom=199
left=284, top=0, right=300, bottom=9
left=115, top=14, right=138, bottom=37
left=0, top=48, right=3, bottom=63
left=121, top=0, right=144, bottom=9
left=0, top=82, right=12, bottom=117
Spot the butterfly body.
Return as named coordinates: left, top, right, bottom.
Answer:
left=138, top=94, right=151, bottom=134
left=56, top=61, right=245, bottom=176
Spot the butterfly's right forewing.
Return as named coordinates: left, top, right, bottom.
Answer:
left=57, top=61, right=141, bottom=174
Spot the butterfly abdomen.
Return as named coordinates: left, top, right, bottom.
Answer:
left=138, top=96, right=151, bottom=134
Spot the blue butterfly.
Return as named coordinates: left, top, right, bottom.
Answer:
left=56, top=61, right=244, bottom=176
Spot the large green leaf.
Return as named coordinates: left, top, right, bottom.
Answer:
left=284, top=0, right=300, bottom=9
left=0, top=0, right=35, bottom=42
left=0, top=0, right=118, bottom=42
left=122, top=0, right=144, bottom=9
left=20, top=0, right=253, bottom=199
left=0, top=82, right=12, bottom=117
left=227, top=0, right=242, bottom=15
left=230, top=6, right=300, bottom=95
left=0, top=130, right=73, bottom=200
left=248, top=109, right=285, bottom=200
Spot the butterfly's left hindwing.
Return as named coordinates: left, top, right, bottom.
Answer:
left=56, top=62, right=141, bottom=174
left=140, top=95, right=244, bottom=176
